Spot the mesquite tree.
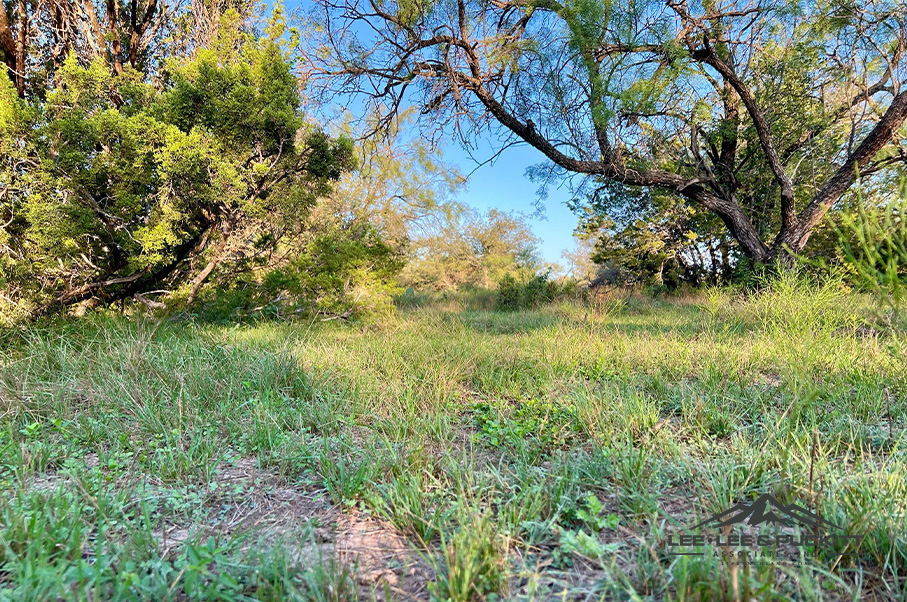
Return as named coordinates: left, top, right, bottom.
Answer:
left=311, top=0, right=907, bottom=264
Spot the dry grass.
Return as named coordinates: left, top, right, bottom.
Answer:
left=0, top=276, right=905, bottom=600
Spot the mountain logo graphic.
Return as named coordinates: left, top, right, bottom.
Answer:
left=693, top=494, right=843, bottom=531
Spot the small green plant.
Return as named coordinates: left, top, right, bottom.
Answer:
left=612, top=443, right=659, bottom=519
left=565, top=492, right=619, bottom=532
left=554, top=528, right=620, bottom=567
left=373, top=472, right=453, bottom=543
left=246, top=541, right=360, bottom=602
left=317, top=442, right=376, bottom=505
left=179, top=537, right=245, bottom=600
left=470, top=399, right=579, bottom=450
left=835, top=180, right=907, bottom=324
left=549, top=493, right=620, bottom=568
left=429, top=508, right=508, bottom=602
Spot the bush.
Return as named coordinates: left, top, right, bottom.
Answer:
left=834, top=183, right=907, bottom=322
left=496, top=274, right=523, bottom=310
left=0, top=21, right=354, bottom=320
left=182, top=219, right=404, bottom=323
left=496, top=272, right=575, bottom=310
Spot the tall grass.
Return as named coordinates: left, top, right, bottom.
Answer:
left=0, top=272, right=904, bottom=600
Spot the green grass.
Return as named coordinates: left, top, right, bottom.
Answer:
left=0, top=275, right=905, bottom=600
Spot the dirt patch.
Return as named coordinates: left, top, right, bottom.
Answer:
left=333, top=511, right=434, bottom=600
left=152, top=457, right=331, bottom=555
left=152, top=457, right=434, bottom=599
left=658, top=487, right=702, bottom=525
left=23, top=471, right=69, bottom=492
left=758, top=373, right=783, bottom=388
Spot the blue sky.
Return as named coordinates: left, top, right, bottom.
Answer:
left=441, top=143, right=579, bottom=266
left=279, top=1, right=580, bottom=265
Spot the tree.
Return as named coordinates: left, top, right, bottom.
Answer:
left=311, top=0, right=907, bottom=265
left=0, top=0, right=184, bottom=96
left=0, top=9, right=353, bottom=318
left=188, top=109, right=471, bottom=318
left=402, top=205, right=542, bottom=289
left=227, top=111, right=462, bottom=318
left=317, top=108, right=466, bottom=253
left=572, top=183, right=733, bottom=285
left=561, top=234, right=603, bottom=285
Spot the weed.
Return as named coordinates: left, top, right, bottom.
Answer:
left=470, top=397, right=579, bottom=451
left=429, top=506, right=508, bottom=602
left=0, top=282, right=903, bottom=600
left=316, top=439, right=376, bottom=506
left=372, top=472, right=453, bottom=544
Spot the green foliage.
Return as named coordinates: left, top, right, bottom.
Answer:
left=429, top=508, right=507, bottom=602
left=326, top=108, right=464, bottom=250
left=319, top=0, right=907, bottom=292
left=495, top=275, right=523, bottom=311
left=185, top=108, right=461, bottom=322
left=372, top=472, right=453, bottom=543
left=193, top=218, right=404, bottom=322
left=571, top=184, right=733, bottom=287
left=403, top=207, right=544, bottom=291
left=470, top=397, right=580, bottom=450
left=317, top=443, right=377, bottom=506
left=546, top=489, right=622, bottom=567
left=834, top=182, right=907, bottom=321
left=555, top=528, right=620, bottom=568
left=286, top=221, right=404, bottom=315
left=496, top=272, right=574, bottom=310
left=701, top=269, right=862, bottom=341
left=564, top=492, right=619, bottom=532
left=0, top=11, right=353, bottom=321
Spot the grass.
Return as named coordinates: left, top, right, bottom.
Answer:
left=0, top=274, right=905, bottom=600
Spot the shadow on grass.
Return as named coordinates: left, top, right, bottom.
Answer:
left=451, top=305, right=724, bottom=338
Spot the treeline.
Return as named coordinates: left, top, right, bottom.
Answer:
left=2, top=1, right=904, bottom=322
left=0, top=1, right=553, bottom=322
left=569, top=180, right=907, bottom=294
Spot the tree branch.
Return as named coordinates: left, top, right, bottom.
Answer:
left=785, top=89, right=907, bottom=252
left=690, top=42, right=797, bottom=234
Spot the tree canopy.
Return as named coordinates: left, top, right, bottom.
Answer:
left=312, top=0, right=907, bottom=264
left=402, top=205, right=543, bottom=289
left=0, top=5, right=355, bottom=318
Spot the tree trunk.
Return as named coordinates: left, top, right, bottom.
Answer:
left=186, top=240, right=229, bottom=305
left=106, top=0, right=123, bottom=74
left=0, top=3, right=18, bottom=93
left=33, top=223, right=216, bottom=318
left=13, top=0, right=26, bottom=95
left=187, top=219, right=235, bottom=305
left=772, top=89, right=907, bottom=259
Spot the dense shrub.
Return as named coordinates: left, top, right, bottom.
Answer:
left=185, top=219, right=404, bottom=322
left=496, top=272, right=576, bottom=310
left=835, top=186, right=907, bottom=321
left=0, top=11, right=353, bottom=323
